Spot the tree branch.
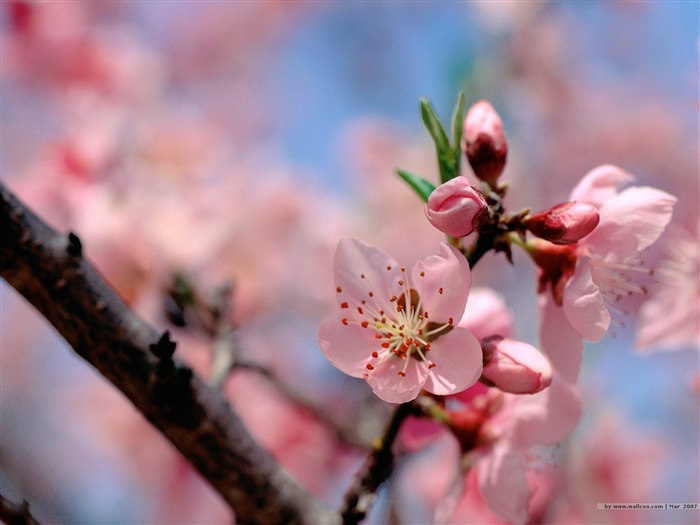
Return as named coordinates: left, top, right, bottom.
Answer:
left=0, top=182, right=339, bottom=525
left=0, top=494, right=42, bottom=525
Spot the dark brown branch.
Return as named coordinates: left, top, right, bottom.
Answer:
left=341, top=402, right=415, bottom=525
left=0, top=183, right=339, bottom=525
left=0, top=495, right=42, bottom=525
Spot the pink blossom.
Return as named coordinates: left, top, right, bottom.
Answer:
left=462, top=100, right=508, bottom=186
left=526, top=201, right=600, bottom=244
left=635, top=224, right=700, bottom=351
left=400, top=289, right=581, bottom=524
left=425, top=177, right=488, bottom=238
left=318, top=237, right=483, bottom=403
left=540, top=165, right=677, bottom=342
left=480, top=337, right=553, bottom=394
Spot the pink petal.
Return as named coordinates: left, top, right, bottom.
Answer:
left=481, top=338, right=552, bottom=394
left=317, top=310, right=378, bottom=378
left=411, top=243, right=471, bottom=322
left=477, top=442, right=529, bottom=525
left=581, top=186, right=677, bottom=261
left=538, top=293, right=585, bottom=382
left=507, top=378, right=582, bottom=448
left=422, top=327, right=483, bottom=396
left=365, top=355, right=429, bottom=404
left=334, top=237, right=402, bottom=314
left=458, top=287, right=514, bottom=340
left=563, top=257, right=611, bottom=343
left=568, top=164, right=634, bottom=208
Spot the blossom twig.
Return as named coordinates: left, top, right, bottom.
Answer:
left=0, top=182, right=339, bottom=525
left=341, top=402, right=416, bottom=525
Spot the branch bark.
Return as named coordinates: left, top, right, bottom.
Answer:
left=0, top=182, right=339, bottom=525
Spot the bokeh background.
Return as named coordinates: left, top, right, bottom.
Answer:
left=1, top=1, right=698, bottom=524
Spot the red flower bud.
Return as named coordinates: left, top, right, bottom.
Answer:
left=480, top=336, right=553, bottom=394
left=462, top=100, right=508, bottom=186
left=425, top=177, right=488, bottom=237
left=527, top=201, right=600, bottom=244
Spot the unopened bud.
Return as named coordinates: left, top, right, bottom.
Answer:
left=462, top=100, right=507, bottom=186
left=425, top=177, right=488, bottom=237
left=480, top=336, right=552, bottom=394
left=527, top=201, right=600, bottom=244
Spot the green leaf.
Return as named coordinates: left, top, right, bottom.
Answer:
left=420, top=98, right=453, bottom=184
left=451, top=92, right=466, bottom=177
left=451, top=92, right=466, bottom=150
left=396, top=169, right=436, bottom=203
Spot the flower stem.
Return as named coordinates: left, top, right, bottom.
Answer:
left=341, top=402, right=415, bottom=525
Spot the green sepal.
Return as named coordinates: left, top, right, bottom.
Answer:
left=396, top=169, right=436, bottom=203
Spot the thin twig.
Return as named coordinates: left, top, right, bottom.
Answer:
left=340, top=402, right=416, bottom=525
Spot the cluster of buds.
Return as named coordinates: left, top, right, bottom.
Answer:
left=419, top=96, right=602, bottom=254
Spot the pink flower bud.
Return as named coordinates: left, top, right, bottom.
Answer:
left=461, top=100, right=508, bottom=185
left=527, top=201, right=600, bottom=244
left=480, top=336, right=553, bottom=394
left=425, top=177, right=488, bottom=237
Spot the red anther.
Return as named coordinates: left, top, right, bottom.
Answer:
left=386, top=265, right=392, bottom=270
left=425, top=344, right=431, bottom=350
left=357, top=306, right=364, bottom=314
left=420, top=271, right=425, bottom=277
left=341, top=302, right=349, bottom=309
left=342, top=318, right=349, bottom=326
left=360, top=273, right=366, bottom=279
left=428, top=363, right=437, bottom=369
left=369, top=291, right=374, bottom=297
left=381, top=342, right=391, bottom=348
left=336, top=286, right=343, bottom=293
left=398, top=371, right=406, bottom=377
left=375, top=334, right=383, bottom=339
left=398, top=280, right=404, bottom=286
left=366, top=363, right=375, bottom=370
left=418, top=329, right=423, bottom=335
left=438, top=287, right=443, bottom=295
left=361, top=321, right=369, bottom=328
left=371, top=351, right=379, bottom=358
left=424, top=312, right=430, bottom=319
left=448, top=317, right=454, bottom=325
